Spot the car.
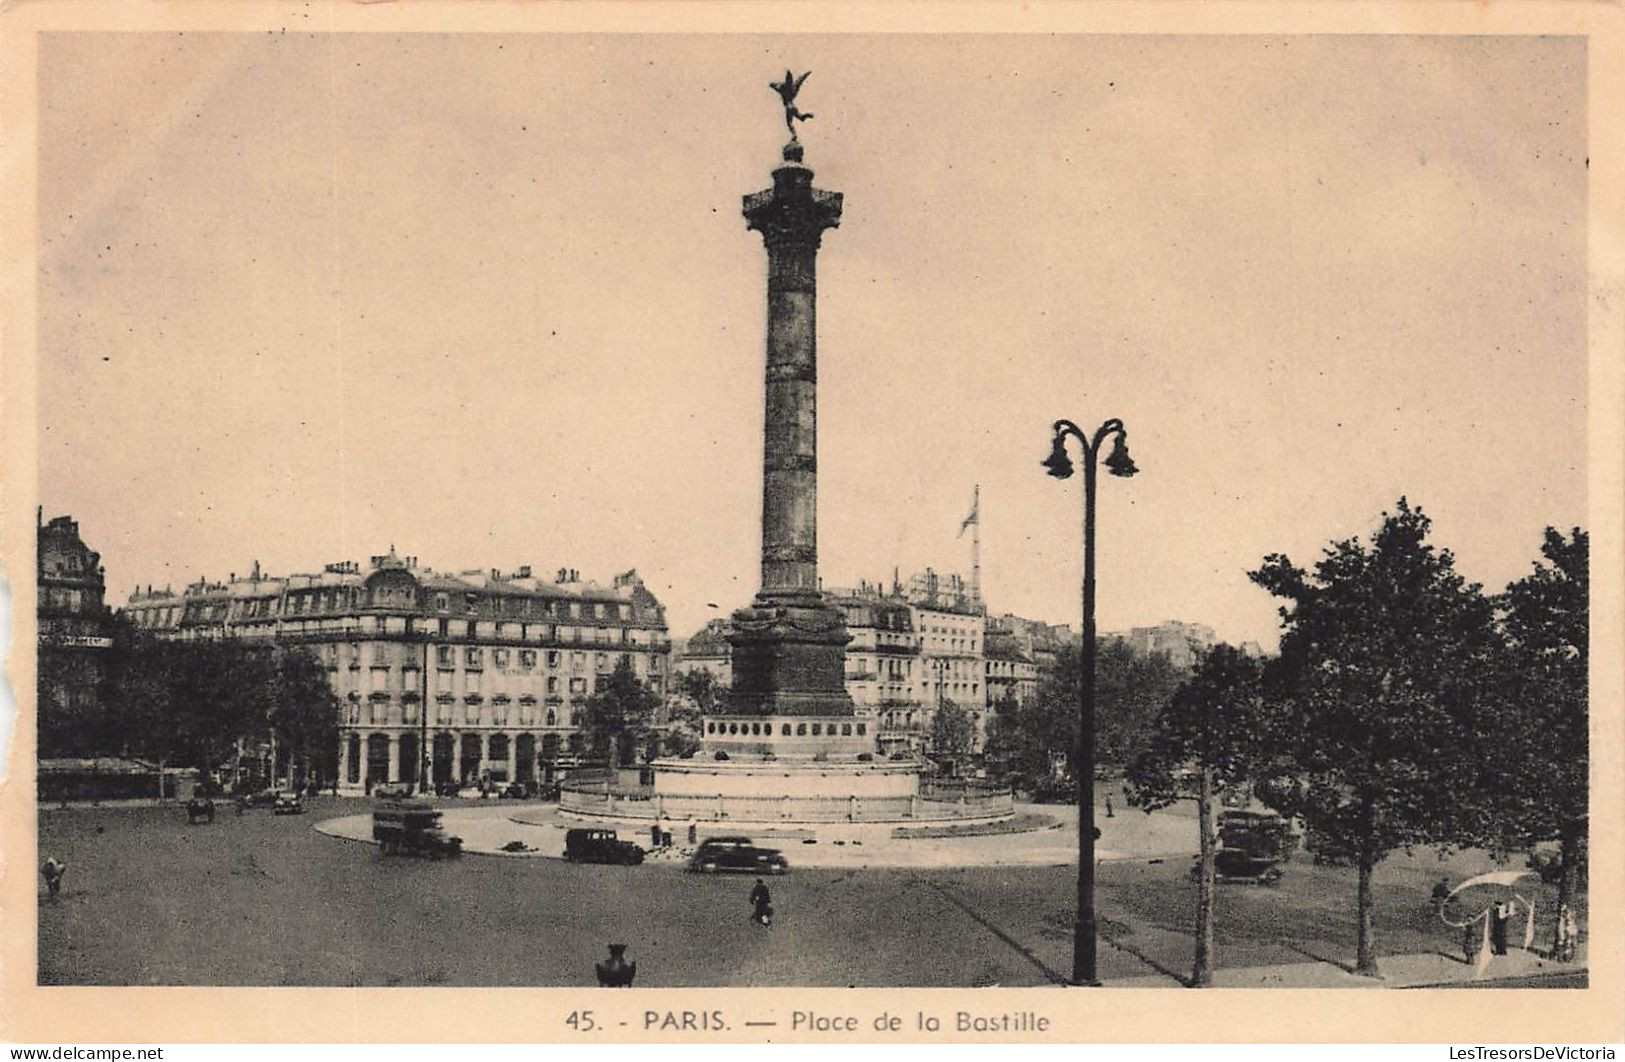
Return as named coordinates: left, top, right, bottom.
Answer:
left=372, top=783, right=411, bottom=800
left=234, top=788, right=279, bottom=813
left=373, top=801, right=464, bottom=859
left=273, top=791, right=306, bottom=815
left=500, top=782, right=530, bottom=800
left=563, top=828, right=646, bottom=866
left=687, top=836, right=789, bottom=875
left=185, top=797, right=216, bottom=824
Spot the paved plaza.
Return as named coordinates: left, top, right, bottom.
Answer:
left=34, top=797, right=1586, bottom=988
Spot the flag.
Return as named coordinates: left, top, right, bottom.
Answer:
left=958, top=485, right=979, bottom=537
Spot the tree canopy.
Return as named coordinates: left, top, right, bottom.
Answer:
left=580, top=658, right=662, bottom=766
left=1249, top=497, right=1503, bottom=974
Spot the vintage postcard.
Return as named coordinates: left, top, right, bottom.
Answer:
left=1, top=0, right=1621, bottom=1046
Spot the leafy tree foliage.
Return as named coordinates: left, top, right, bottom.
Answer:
left=929, top=698, right=976, bottom=761
left=1249, top=498, right=1502, bottom=976
left=580, top=659, right=662, bottom=766
left=985, top=641, right=1182, bottom=795
left=674, top=669, right=723, bottom=715
left=97, top=627, right=278, bottom=793
left=1128, top=644, right=1273, bottom=986
left=271, top=648, right=342, bottom=788
left=1487, top=527, right=1588, bottom=956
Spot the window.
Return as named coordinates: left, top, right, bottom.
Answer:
left=437, top=646, right=454, bottom=667
left=372, top=644, right=391, bottom=665
left=519, top=649, right=536, bottom=668
left=569, top=602, right=581, bottom=619
left=465, top=647, right=483, bottom=668
left=435, top=593, right=449, bottom=612
left=842, top=723, right=852, bottom=736
left=547, top=676, right=559, bottom=695
left=595, top=653, right=608, bottom=672
left=493, top=648, right=510, bottom=668
left=546, top=650, right=560, bottom=668
left=781, top=724, right=791, bottom=736
left=618, top=604, right=630, bottom=620
left=569, top=677, right=587, bottom=695
left=857, top=723, right=866, bottom=736
left=466, top=671, right=481, bottom=694
left=594, top=603, right=606, bottom=619
left=796, top=724, right=807, bottom=736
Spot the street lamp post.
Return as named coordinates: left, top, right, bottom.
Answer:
left=1042, top=416, right=1138, bottom=987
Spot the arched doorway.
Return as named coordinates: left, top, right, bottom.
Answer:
left=398, top=733, right=419, bottom=788
left=459, top=732, right=483, bottom=785
left=432, top=733, right=455, bottom=786
left=515, top=734, right=537, bottom=782
left=346, top=734, right=361, bottom=785
left=365, top=734, right=390, bottom=790
left=540, top=732, right=561, bottom=782
left=488, top=733, right=511, bottom=783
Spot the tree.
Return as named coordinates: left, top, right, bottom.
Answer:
left=674, top=669, right=723, bottom=715
left=929, top=698, right=976, bottom=761
left=1490, top=527, right=1588, bottom=958
left=1249, top=498, right=1503, bottom=977
left=271, top=648, right=342, bottom=789
left=1096, top=639, right=1185, bottom=766
left=1127, top=644, right=1272, bottom=986
left=985, top=641, right=1183, bottom=796
left=580, top=659, right=661, bottom=766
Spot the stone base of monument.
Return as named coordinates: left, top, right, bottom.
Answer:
left=559, top=748, right=1015, bottom=831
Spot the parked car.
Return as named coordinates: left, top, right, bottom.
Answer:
left=372, top=800, right=464, bottom=859
left=273, top=791, right=306, bottom=815
left=500, top=782, right=530, bottom=800
left=235, top=788, right=279, bottom=813
left=185, top=797, right=216, bottom=824
left=372, top=783, right=411, bottom=800
left=563, top=828, right=646, bottom=866
left=687, top=836, right=789, bottom=875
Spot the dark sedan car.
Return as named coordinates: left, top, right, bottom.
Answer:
left=563, top=828, right=645, bottom=866
left=687, top=836, right=789, bottom=875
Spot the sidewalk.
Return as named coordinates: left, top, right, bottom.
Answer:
left=1105, top=943, right=1587, bottom=988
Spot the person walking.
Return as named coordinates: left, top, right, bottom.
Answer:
left=749, top=878, right=773, bottom=928
left=41, top=857, right=67, bottom=899
left=1491, top=900, right=1512, bottom=956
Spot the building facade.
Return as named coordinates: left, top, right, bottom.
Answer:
left=37, top=514, right=114, bottom=756
left=124, top=552, right=670, bottom=790
left=1103, top=620, right=1217, bottom=670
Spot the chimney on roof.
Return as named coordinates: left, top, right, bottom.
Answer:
left=516, top=565, right=532, bottom=579
left=557, top=568, right=568, bottom=584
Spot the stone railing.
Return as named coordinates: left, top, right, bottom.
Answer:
left=559, top=784, right=1014, bottom=825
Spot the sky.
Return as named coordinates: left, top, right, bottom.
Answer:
left=35, top=32, right=1587, bottom=649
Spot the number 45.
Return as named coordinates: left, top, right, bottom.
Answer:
left=566, top=1011, right=597, bottom=1032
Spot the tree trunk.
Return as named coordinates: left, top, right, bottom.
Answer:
left=1551, top=823, right=1586, bottom=960
left=1192, top=765, right=1217, bottom=987
left=1354, top=803, right=1380, bottom=977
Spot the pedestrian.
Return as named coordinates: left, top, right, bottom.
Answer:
left=749, top=877, right=773, bottom=927
left=1105, top=795, right=1115, bottom=819
left=41, top=857, right=66, bottom=899
left=1431, top=878, right=1451, bottom=913
left=1491, top=900, right=1512, bottom=955
left=1555, top=906, right=1578, bottom=962
left=687, top=820, right=698, bottom=846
